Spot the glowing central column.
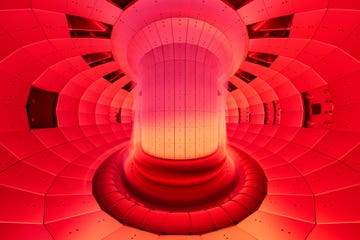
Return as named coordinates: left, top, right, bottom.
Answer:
left=137, top=43, right=225, bottom=159
left=111, top=0, right=249, bottom=211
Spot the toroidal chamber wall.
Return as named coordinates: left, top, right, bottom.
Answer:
left=0, top=0, right=359, bottom=239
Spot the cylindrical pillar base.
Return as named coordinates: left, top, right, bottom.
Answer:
left=123, top=143, right=238, bottom=209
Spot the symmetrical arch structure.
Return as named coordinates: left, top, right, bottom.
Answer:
left=0, top=0, right=359, bottom=239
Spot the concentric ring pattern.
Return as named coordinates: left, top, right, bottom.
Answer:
left=92, top=145, right=267, bottom=234
left=0, top=1, right=359, bottom=240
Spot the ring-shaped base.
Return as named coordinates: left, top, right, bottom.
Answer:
left=92, top=145, right=267, bottom=234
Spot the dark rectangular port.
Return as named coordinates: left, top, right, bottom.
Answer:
left=26, top=87, right=58, bottom=129
left=82, top=52, right=114, bottom=68
left=66, top=14, right=113, bottom=39
left=247, top=14, right=293, bottom=39
left=235, top=70, right=257, bottom=83
left=106, top=0, right=138, bottom=9
left=122, top=81, right=137, bottom=92
left=222, top=0, right=254, bottom=10
left=226, top=81, right=238, bottom=92
left=103, top=69, right=125, bottom=83
left=246, top=51, right=278, bottom=68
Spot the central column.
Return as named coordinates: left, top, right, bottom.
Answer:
left=124, top=44, right=234, bottom=207
left=110, top=0, right=249, bottom=208
left=137, top=43, right=225, bottom=160
left=109, top=0, right=250, bottom=224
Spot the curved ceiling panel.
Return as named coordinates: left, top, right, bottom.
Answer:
left=0, top=0, right=359, bottom=239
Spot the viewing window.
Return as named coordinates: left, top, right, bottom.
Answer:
left=122, top=81, right=136, bottom=92
left=226, top=81, right=238, bottom=92
left=247, top=14, right=293, bottom=39
left=103, top=69, right=125, bottom=83
left=106, top=0, right=137, bottom=9
left=246, top=51, right=278, bottom=68
left=235, top=69, right=257, bottom=83
left=82, top=52, right=114, bottom=68
left=66, top=14, right=113, bottom=39
left=26, top=87, right=58, bottom=129
left=222, top=0, right=254, bottom=10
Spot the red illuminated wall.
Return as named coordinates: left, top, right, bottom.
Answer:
left=0, top=0, right=359, bottom=240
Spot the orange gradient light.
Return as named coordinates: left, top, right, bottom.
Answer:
left=137, top=44, right=226, bottom=159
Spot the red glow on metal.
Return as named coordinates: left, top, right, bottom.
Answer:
left=0, top=0, right=359, bottom=239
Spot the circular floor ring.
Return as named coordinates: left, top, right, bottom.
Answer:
left=92, top=146, right=267, bottom=234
